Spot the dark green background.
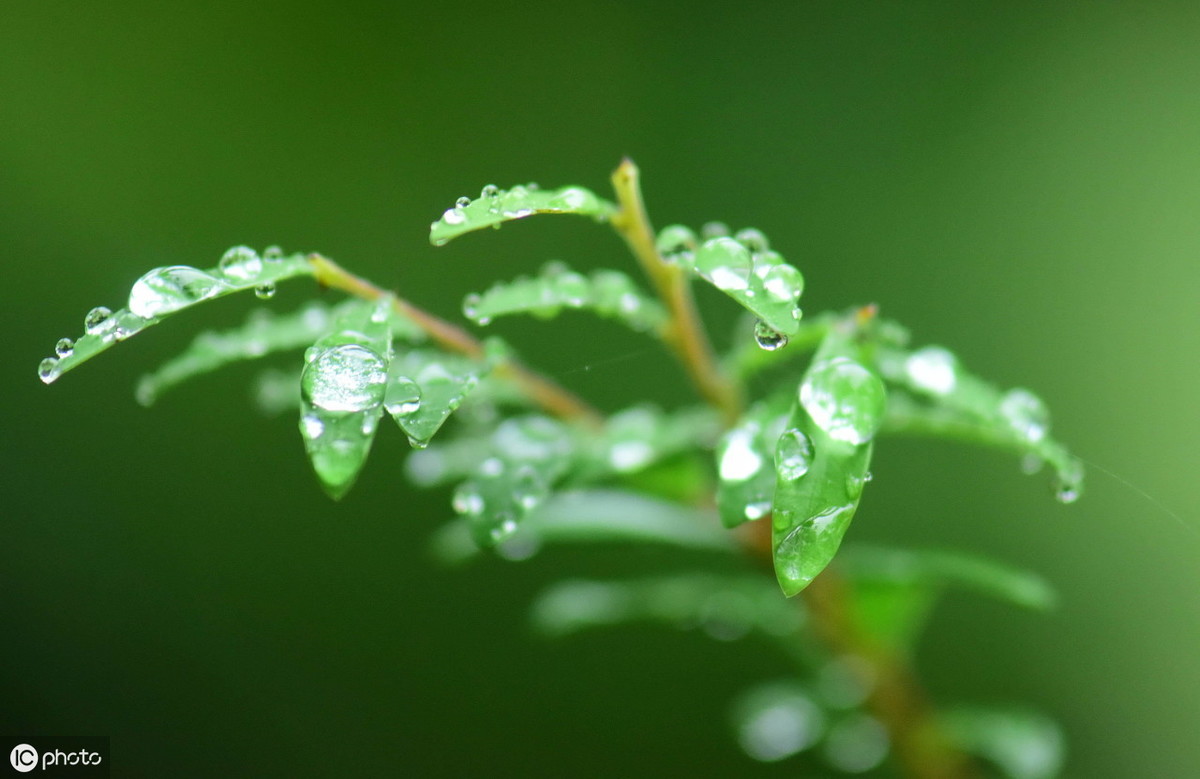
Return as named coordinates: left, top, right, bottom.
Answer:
left=3, top=2, right=1197, bottom=776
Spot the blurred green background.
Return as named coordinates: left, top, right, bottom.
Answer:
left=3, top=2, right=1198, bottom=776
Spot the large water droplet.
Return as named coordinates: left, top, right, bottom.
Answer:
left=54, top=338, right=75, bottom=358
left=301, top=344, right=387, bottom=412
left=999, top=388, right=1050, bottom=443
left=734, top=227, right=769, bottom=253
left=128, top=266, right=229, bottom=318
left=754, top=320, right=788, bottom=351
left=760, top=264, right=803, bottom=303
left=218, top=246, right=263, bottom=282
left=385, top=375, right=422, bottom=416
left=905, top=346, right=957, bottom=395
left=84, top=306, right=114, bottom=336
left=695, top=237, right=752, bottom=291
left=776, top=429, right=814, bottom=480
left=38, top=357, right=60, bottom=384
left=719, top=427, right=763, bottom=482
left=799, top=358, right=887, bottom=445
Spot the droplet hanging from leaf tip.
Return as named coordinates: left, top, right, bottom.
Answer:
left=254, top=282, right=276, bottom=300
left=754, top=320, right=788, bottom=351
left=38, top=357, right=59, bottom=384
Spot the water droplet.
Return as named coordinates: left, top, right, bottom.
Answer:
left=480, top=184, right=500, bottom=199
left=760, top=264, right=803, bottom=303
left=609, top=440, right=653, bottom=472
left=799, top=358, right=887, bottom=445
left=737, top=691, right=824, bottom=763
left=84, top=306, right=114, bottom=336
left=263, top=245, right=284, bottom=262
left=734, top=228, right=769, bottom=252
left=701, top=221, right=730, bottom=239
left=999, top=388, right=1050, bottom=443
left=254, top=282, right=277, bottom=300
left=385, top=375, right=422, bottom=416
left=112, top=311, right=147, bottom=341
left=719, top=427, right=763, bottom=482
left=695, top=237, right=752, bottom=291
left=300, top=413, right=325, bottom=439
left=441, top=207, right=466, bottom=226
left=301, top=344, right=388, bottom=412
left=128, top=266, right=229, bottom=319
left=776, top=429, right=813, bottom=480
left=554, top=186, right=591, bottom=210
left=905, top=346, right=958, bottom=395
left=754, top=321, right=788, bottom=351
left=655, top=225, right=697, bottom=263
left=556, top=272, right=590, bottom=307
left=744, top=501, right=772, bottom=520
left=462, top=292, right=485, bottom=323
left=1055, top=482, right=1080, bottom=504
left=455, top=196, right=471, bottom=209
left=512, top=465, right=545, bottom=511
left=217, top=246, right=263, bottom=282
left=54, top=338, right=75, bottom=358
left=303, top=346, right=320, bottom=364
left=38, top=357, right=60, bottom=383
left=452, top=482, right=485, bottom=516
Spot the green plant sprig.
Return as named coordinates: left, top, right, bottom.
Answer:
left=38, top=159, right=1080, bottom=779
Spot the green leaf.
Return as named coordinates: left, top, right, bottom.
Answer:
left=876, top=338, right=1084, bottom=502
left=772, top=326, right=884, bottom=596
left=451, top=415, right=576, bottom=545
left=590, top=404, right=721, bottom=477
left=730, top=681, right=826, bottom=763
left=298, top=298, right=393, bottom=499
left=136, top=300, right=349, bottom=406
left=429, top=183, right=617, bottom=246
left=715, top=394, right=792, bottom=528
left=941, top=706, right=1064, bottom=779
left=385, top=350, right=488, bottom=448
left=462, top=262, right=668, bottom=334
left=530, top=573, right=802, bottom=640
left=37, top=248, right=315, bottom=384
left=838, top=546, right=1057, bottom=612
left=658, top=225, right=804, bottom=338
left=431, top=488, right=734, bottom=563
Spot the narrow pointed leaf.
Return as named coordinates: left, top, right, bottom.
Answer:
left=716, top=394, right=791, bottom=528
left=452, top=415, right=576, bottom=545
left=462, top=262, right=667, bottom=333
left=385, top=350, right=488, bottom=448
left=772, top=326, right=884, bottom=596
left=661, top=226, right=804, bottom=338
left=941, top=706, right=1064, bottom=779
left=136, top=300, right=348, bottom=406
left=431, top=488, right=734, bottom=563
left=37, top=248, right=315, bottom=384
left=877, top=337, right=1084, bottom=501
left=298, top=298, right=393, bottom=499
left=531, top=574, right=802, bottom=639
left=838, top=546, right=1057, bottom=612
left=430, top=183, right=616, bottom=246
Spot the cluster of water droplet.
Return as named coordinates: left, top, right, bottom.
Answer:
left=656, top=223, right=804, bottom=351
left=432, top=183, right=607, bottom=246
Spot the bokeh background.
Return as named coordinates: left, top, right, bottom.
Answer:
left=3, top=2, right=1198, bottom=776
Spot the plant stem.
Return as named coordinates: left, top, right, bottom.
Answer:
left=307, top=253, right=603, bottom=428
left=608, top=160, right=974, bottom=778
left=609, top=158, right=743, bottom=425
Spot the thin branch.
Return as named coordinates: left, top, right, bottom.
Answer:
left=609, top=158, right=743, bottom=424
left=308, top=253, right=603, bottom=428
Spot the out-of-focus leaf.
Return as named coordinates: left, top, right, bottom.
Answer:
left=876, top=340, right=1084, bottom=502
left=941, top=706, right=1065, bottom=779
left=429, top=183, right=616, bottom=246
left=588, top=404, right=721, bottom=478
left=37, top=248, right=315, bottom=384
left=531, top=572, right=801, bottom=640
left=462, top=262, right=667, bottom=333
left=431, top=488, right=734, bottom=563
